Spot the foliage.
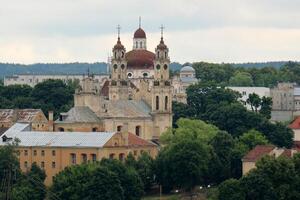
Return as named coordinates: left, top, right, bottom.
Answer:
left=229, top=72, right=253, bottom=86
left=238, top=129, right=268, bottom=150
left=218, top=179, right=245, bottom=200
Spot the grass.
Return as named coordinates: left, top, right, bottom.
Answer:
left=142, top=194, right=179, bottom=200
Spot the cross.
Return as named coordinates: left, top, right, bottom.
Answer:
left=117, top=24, right=121, bottom=38
left=160, top=24, right=165, bottom=38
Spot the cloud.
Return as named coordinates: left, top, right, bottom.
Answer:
left=0, top=0, right=299, bottom=63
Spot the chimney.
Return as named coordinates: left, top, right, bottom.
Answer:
left=48, top=111, right=54, bottom=132
left=121, top=123, right=129, bottom=146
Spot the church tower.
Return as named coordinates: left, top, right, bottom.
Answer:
left=109, top=25, right=129, bottom=101
left=133, top=17, right=147, bottom=50
left=151, top=26, right=173, bottom=138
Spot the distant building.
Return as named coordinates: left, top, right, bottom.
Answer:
left=242, top=145, right=300, bottom=175
left=0, top=123, right=158, bottom=185
left=227, top=87, right=270, bottom=110
left=0, top=109, right=49, bottom=131
left=172, top=65, right=198, bottom=103
left=4, top=74, right=109, bottom=87
left=289, top=116, right=300, bottom=142
left=270, top=82, right=300, bottom=122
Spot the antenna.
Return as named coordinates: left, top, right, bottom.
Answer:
left=139, top=16, right=141, bottom=28
left=160, top=24, right=165, bottom=39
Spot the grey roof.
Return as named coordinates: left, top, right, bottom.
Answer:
left=100, top=100, right=151, bottom=118
left=294, top=87, right=300, bottom=96
left=1, top=123, right=115, bottom=148
left=180, top=66, right=195, bottom=72
left=180, top=77, right=198, bottom=83
left=56, top=106, right=100, bottom=123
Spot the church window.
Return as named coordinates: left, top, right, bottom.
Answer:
left=109, top=153, right=115, bottom=159
left=127, top=73, right=132, bottom=78
left=164, top=64, right=168, bottom=70
left=165, top=96, right=168, bottom=110
left=117, top=125, right=122, bottom=132
left=156, top=96, right=159, bottom=110
left=135, top=126, right=141, bottom=136
left=113, top=64, right=118, bottom=70
left=165, top=52, right=167, bottom=58
left=121, top=51, right=124, bottom=58
left=119, top=153, right=125, bottom=161
left=92, top=127, right=97, bottom=132
left=70, top=153, right=76, bottom=165
left=157, top=51, right=160, bottom=58
left=121, top=64, right=125, bottom=70
left=114, top=52, right=117, bottom=58
left=156, top=65, right=161, bottom=70
left=136, top=41, right=138, bottom=48
left=140, top=41, right=143, bottom=48
left=143, top=73, right=148, bottom=77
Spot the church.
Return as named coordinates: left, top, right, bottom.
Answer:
left=54, top=24, right=173, bottom=141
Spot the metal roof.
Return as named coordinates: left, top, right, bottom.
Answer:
left=1, top=123, right=115, bottom=148
left=56, top=106, right=100, bottom=123
left=180, top=66, right=195, bottom=72
left=294, top=87, right=300, bottom=96
left=180, top=77, right=198, bottom=83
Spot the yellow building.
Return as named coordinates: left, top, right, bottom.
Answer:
left=1, top=123, right=158, bottom=186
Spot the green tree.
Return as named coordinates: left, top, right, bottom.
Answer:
left=229, top=72, right=253, bottom=86
left=259, top=96, right=272, bottom=119
left=218, top=179, right=245, bottom=200
left=246, top=93, right=261, bottom=112
left=238, top=129, right=268, bottom=150
left=135, top=152, right=155, bottom=192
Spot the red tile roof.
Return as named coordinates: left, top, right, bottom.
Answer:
left=0, top=109, right=43, bottom=123
left=289, top=116, right=300, bottom=129
left=134, top=28, right=146, bottom=38
left=128, top=133, right=156, bottom=147
left=243, top=145, right=275, bottom=162
left=126, top=50, right=155, bottom=70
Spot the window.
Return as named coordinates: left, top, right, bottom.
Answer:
left=135, top=126, right=141, bottom=136
left=70, top=153, right=76, bottom=165
left=143, top=73, right=148, bottom=77
left=140, top=41, right=143, bottom=48
left=165, top=52, right=167, bottom=58
left=156, top=96, right=159, bottom=110
left=41, top=162, right=45, bottom=169
left=24, top=150, right=28, bottom=156
left=109, top=153, right=115, bottom=159
left=119, top=153, right=125, bottom=161
left=58, top=127, right=64, bottom=132
left=156, top=64, right=161, bottom=70
left=24, top=161, right=28, bottom=168
left=52, top=162, right=56, bottom=168
left=157, top=51, right=160, bottom=58
left=81, top=154, right=87, bottom=164
left=92, top=127, right=97, bottom=132
left=127, top=73, right=133, bottom=78
left=242, top=91, right=246, bottom=95
left=33, top=150, right=37, bottom=156
left=52, top=150, right=56, bottom=156
left=165, top=96, right=168, bottom=110
left=41, top=150, right=45, bottom=156
left=136, top=41, right=138, bottom=48
left=133, top=150, right=137, bottom=156
left=121, top=64, right=125, bottom=70
left=117, top=125, right=122, bottom=132
left=164, top=64, right=168, bottom=70
left=91, top=154, right=97, bottom=162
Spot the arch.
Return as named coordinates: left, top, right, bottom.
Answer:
left=109, top=153, right=115, bottom=159
left=156, top=96, right=159, bottom=110
left=119, top=153, right=125, bottom=161
left=92, top=127, right=97, bottom=132
left=114, top=52, right=117, bottom=58
left=136, top=41, right=138, bottom=48
left=121, top=64, right=125, bottom=70
left=121, top=51, right=124, bottom=58
left=113, top=64, right=118, bottom=70
left=157, top=51, right=160, bottom=58
left=135, top=126, right=141, bottom=136
left=117, top=125, right=122, bottom=132
left=127, top=72, right=133, bottom=78
left=156, top=64, right=161, bottom=70
left=143, top=72, right=148, bottom=77
left=164, top=64, right=168, bottom=70
left=58, top=127, right=64, bottom=132
left=165, top=96, right=168, bottom=110
left=140, top=41, right=143, bottom=48
left=165, top=52, right=167, bottom=58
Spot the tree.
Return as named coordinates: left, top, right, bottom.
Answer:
left=160, top=118, right=219, bottom=145
left=238, top=129, right=268, bottom=150
left=218, top=179, right=245, bottom=200
left=135, top=152, right=155, bottom=192
left=172, top=101, right=191, bottom=127
left=229, top=72, right=253, bottom=86
left=246, top=93, right=261, bottom=112
left=259, top=96, right=272, bottom=119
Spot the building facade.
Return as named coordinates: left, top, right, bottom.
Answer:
left=1, top=123, right=158, bottom=186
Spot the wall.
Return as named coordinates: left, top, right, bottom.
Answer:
left=242, top=161, right=256, bottom=175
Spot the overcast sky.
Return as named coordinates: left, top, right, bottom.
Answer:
left=0, top=0, right=300, bottom=64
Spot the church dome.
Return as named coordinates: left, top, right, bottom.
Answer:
left=134, top=28, right=146, bottom=38
left=180, top=66, right=195, bottom=72
left=125, top=50, right=155, bottom=69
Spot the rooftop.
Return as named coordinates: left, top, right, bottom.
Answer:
left=0, top=109, right=46, bottom=123
left=56, top=106, right=100, bottom=123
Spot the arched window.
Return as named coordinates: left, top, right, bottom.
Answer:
left=121, top=64, right=125, bottom=70
left=136, top=41, right=138, bottom=48
left=117, top=125, right=122, bottom=132
left=156, top=96, right=159, bottom=110
left=135, top=126, right=141, bottom=136
left=109, top=153, right=115, bottom=159
left=121, top=51, right=124, bottom=58
left=143, top=73, right=148, bottom=77
left=58, top=127, right=64, bottom=132
left=119, top=153, right=125, bottom=161
left=157, top=51, right=160, bottom=58
left=127, top=72, right=132, bottom=78
left=92, top=127, right=97, bottom=132
left=114, top=52, right=117, bottom=58
left=140, top=41, right=143, bottom=48
left=164, top=64, right=168, bottom=70
left=165, top=96, right=168, bottom=110
left=165, top=52, right=167, bottom=58
left=156, top=64, right=161, bottom=70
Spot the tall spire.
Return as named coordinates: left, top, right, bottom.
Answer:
left=117, top=24, right=121, bottom=40
left=160, top=24, right=165, bottom=39
left=139, top=16, right=141, bottom=28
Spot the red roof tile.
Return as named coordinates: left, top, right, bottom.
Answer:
left=289, top=116, right=300, bottom=129
left=243, top=145, right=275, bottom=162
left=125, top=50, right=155, bottom=70
left=134, top=28, right=146, bottom=38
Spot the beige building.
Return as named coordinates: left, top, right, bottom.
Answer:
left=242, top=145, right=299, bottom=175
left=0, top=109, right=49, bottom=131
left=57, top=25, right=173, bottom=141
left=1, top=123, right=158, bottom=186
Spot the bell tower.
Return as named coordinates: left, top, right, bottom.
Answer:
left=151, top=25, right=173, bottom=138
left=109, top=25, right=129, bottom=101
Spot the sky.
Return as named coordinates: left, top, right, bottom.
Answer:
left=0, top=0, right=300, bottom=64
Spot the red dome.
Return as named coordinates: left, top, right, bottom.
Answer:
left=125, top=50, right=155, bottom=69
left=134, top=28, right=146, bottom=38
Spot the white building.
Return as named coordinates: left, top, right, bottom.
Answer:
left=4, top=74, right=109, bottom=87
left=227, top=87, right=270, bottom=110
